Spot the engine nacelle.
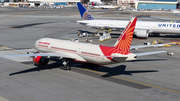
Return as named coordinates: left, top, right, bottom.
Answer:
left=134, top=29, right=149, bottom=38
left=33, top=56, right=49, bottom=65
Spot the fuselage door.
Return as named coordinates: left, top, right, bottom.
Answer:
left=77, top=48, right=81, bottom=54
left=48, top=45, right=51, bottom=51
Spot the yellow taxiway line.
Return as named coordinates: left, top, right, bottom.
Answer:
left=2, top=46, right=180, bottom=94
left=81, top=68, right=180, bottom=94
left=0, top=46, right=7, bottom=51
left=9, top=50, right=25, bottom=54
left=0, top=46, right=7, bottom=48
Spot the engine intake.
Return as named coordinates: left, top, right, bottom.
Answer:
left=134, top=29, right=149, bottom=38
left=33, top=56, right=49, bottom=65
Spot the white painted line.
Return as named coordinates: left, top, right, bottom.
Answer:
left=0, top=96, right=9, bottom=101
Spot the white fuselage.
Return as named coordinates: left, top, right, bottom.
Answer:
left=90, top=0, right=102, bottom=4
left=77, top=20, right=180, bottom=34
left=34, top=38, right=136, bottom=65
left=93, top=6, right=117, bottom=9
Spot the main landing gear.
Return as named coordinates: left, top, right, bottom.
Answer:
left=60, top=58, right=71, bottom=70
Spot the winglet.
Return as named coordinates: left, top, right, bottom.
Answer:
left=77, top=2, right=94, bottom=20
left=113, top=17, right=137, bottom=52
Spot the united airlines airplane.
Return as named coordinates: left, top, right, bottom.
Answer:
left=77, top=2, right=180, bottom=38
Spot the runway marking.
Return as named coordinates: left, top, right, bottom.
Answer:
left=9, top=50, right=25, bottom=54
left=0, top=46, right=7, bottom=51
left=0, top=46, right=7, bottom=48
left=80, top=68, right=180, bottom=94
left=73, top=68, right=150, bottom=89
left=8, top=27, right=13, bottom=30
left=114, top=76, right=180, bottom=94
left=0, top=48, right=31, bottom=51
left=0, top=47, right=30, bottom=54
left=0, top=27, right=14, bottom=31
left=1, top=47, right=180, bottom=93
left=0, top=48, right=4, bottom=51
left=0, top=96, right=9, bottom=101
left=6, top=12, right=37, bottom=18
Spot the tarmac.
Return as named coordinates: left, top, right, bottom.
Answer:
left=0, top=7, right=180, bottom=101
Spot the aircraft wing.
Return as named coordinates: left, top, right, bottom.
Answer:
left=4, top=52, right=74, bottom=59
left=130, top=43, right=174, bottom=50
left=135, top=51, right=166, bottom=56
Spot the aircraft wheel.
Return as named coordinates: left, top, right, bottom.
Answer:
left=67, top=66, right=71, bottom=70
left=63, top=66, right=67, bottom=70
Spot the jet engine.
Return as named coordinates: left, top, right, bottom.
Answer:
left=134, top=29, right=149, bottom=38
left=33, top=56, right=49, bottom=65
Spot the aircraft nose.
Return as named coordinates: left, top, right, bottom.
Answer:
left=34, top=43, right=38, bottom=49
left=34, top=40, right=40, bottom=49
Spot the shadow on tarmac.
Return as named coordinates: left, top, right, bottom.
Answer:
left=11, top=22, right=54, bottom=28
left=9, top=62, right=61, bottom=76
left=77, top=64, right=158, bottom=77
left=9, top=59, right=159, bottom=77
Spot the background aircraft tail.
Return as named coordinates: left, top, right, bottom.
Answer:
left=77, top=2, right=94, bottom=20
left=113, top=17, right=137, bottom=52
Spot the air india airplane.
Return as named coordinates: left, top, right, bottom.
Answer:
left=4, top=17, right=166, bottom=70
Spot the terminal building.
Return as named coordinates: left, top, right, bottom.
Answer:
left=135, top=0, right=178, bottom=10
left=1, top=0, right=180, bottom=10
left=118, top=0, right=180, bottom=10
left=1, top=0, right=80, bottom=7
left=1, top=0, right=80, bottom=3
left=28, top=0, right=80, bottom=3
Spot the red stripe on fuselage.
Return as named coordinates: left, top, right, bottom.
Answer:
left=38, top=45, right=101, bottom=58
left=51, top=47, right=77, bottom=54
left=80, top=52, right=101, bottom=58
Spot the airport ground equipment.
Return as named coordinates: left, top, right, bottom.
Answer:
left=167, top=52, right=174, bottom=56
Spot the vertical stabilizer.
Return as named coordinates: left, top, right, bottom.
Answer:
left=77, top=2, right=94, bottom=20
left=113, top=17, right=137, bottom=52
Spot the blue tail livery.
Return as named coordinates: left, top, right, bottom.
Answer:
left=77, top=2, right=94, bottom=20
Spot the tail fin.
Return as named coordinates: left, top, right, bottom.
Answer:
left=77, top=2, right=94, bottom=20
left=113, top=17, right=137, bottom=52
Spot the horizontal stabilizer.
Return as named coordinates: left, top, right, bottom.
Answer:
left=135, top=51, right=166, bottom=57
left=130, top=43, right=174, bottom=50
